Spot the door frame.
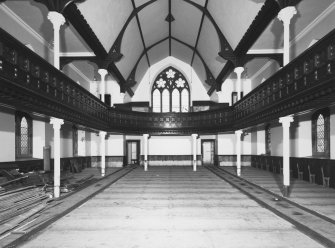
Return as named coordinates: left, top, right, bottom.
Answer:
left=201, top=139, right=215, bottom=166
left=126, top=140, right=140, bottom=165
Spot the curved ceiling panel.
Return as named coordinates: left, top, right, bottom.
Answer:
left=77, top=0, right=133, bottom=51
left=138, top=0, right=168, bottom=47
left=171, top=39, right=193, bottom=65
left=172, top=0, right=202, bottom=47
left=148, top=39, right=169, bottom=66
left=133, top=55, right=149, bottom=92
left=197, top=17, right=225, bottom=78
left=192, top=53, right=209, bottom=91
left=207, top=0, right=263, bottom=50
left=115, top=19, right=144, bottom=79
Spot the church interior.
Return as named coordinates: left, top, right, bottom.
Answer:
left=0, top=0, right=335, bottom=247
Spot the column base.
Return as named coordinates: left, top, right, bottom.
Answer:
left=193, top=160, right=197, bottom=171
left=282, top=185, right=290, bottom=197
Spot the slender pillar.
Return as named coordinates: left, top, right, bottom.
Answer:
left=279, top=115, right=294, bottom=197
left=143, top=134, right=149, bottom=171
left=235, top=130, right=243, bottom=176
left=99, top=131, right=107, bottom=177
left=47, top=12, right=65, bottom=70
left=234, top=67, right=244, bottom=101
left=50, top=117, right=64, bottom=198
left=192, top=134, right=198, bottom=171
left=98, top=69, right=108, bottom=103
left=278, top=6, right=297, bottom=66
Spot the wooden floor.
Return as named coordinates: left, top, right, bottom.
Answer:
left=224, top=166, right=335, bottom=220
left=19, top=167, right=324, bottom=248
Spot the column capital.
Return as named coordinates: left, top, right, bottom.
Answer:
left=235, top=130, right=243, bottom=136
left=191, top=134, right=198, bottom=139
left=99, top=131, right=107, bottom=137
left=234, top=67, right=244, bottom=76
left=279, top=115, right=294, bottom=127
left=278, top=6, right=297, bottom=25
left=47, top=11, right=65, bottom=30
left=50, top=117, right=64, bottom=128
left=98, top=69, right=108, bottom=79
left=143, top=134, right=150, bottom=139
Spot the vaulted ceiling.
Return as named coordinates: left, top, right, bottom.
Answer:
left=2, top=0, right=334, bottom=96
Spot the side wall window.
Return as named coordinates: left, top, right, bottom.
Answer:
left=312, top=108, right=330, bottom=157
left=15, top=112, right=32, bottom=159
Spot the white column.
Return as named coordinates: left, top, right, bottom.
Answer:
left=278, top=6, right=297, bottom=66
left=234, top=67, right=244, bottom=101
left=98, top=69, right=108, bottom=103
left=192, top=134, right=198, bottom=171
left=47, top=12, right=65, bottom=70
left=279, top=115, right=294, bottom=197
left=235, top=130, right=243, bottom=176
left=50, top=117, right=64, bottom=198
left=99, top=131, right=107, bottom=177
left=143, top=134, right=149, bottom=171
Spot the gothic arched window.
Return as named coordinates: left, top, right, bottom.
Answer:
left=312, top=108, right=330, bottom=157
left=151, top=67, right=190, bottom=112
left=15, top=112, right=32, bottom=158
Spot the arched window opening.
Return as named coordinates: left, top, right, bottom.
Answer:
left=162, top=89, right=170, bottom=113
left=15, top=112, right=32, bottom=158
left=151, top=66, right=190, bottom=113
left=172, top=89, right=180, bottom=112
left=312, top=108, right=330, bottom=157
left=181, top=89, right=189, bottom=112
left=152, top=89, right=161, bottom=113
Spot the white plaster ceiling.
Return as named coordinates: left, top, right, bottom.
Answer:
left=115, top=18, right=144, bottom=79
left=77, top=0, right=133, bottom=51
left=171, top=0, right=202, bottom=47
left=148, top=39, right=169, bottom=66
left=138, top=0, right=169, bottom=47
left=171, top=39, right=194, bottom=65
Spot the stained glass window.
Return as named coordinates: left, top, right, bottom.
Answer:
left=151, top=66, right=190, bottom=112
left=15, top=112, right=32, bottom=158
left=312, top=108, right=330, bottom=157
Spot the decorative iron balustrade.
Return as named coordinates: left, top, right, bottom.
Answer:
left=0, top=27, right=335, bottom=134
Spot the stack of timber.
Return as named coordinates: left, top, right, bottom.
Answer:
left=0, top=186, right=51, bottom=236
left=0, top=167, right=97, bottom=238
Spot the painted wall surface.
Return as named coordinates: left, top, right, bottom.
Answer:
left=90, top=133, right=100, bottom=156
left=256, top=129, right=266, bottom=155
left=291, top=117, right=312, bottom=157
left=220, top=78, right=252, bottom=106
left=78, top=130, right=86, bottom=156
left=250, top=131, right=258, bottom=155
left=129, top=57, right=210, bottom=105
left=85, top=131, right=91, bottom=156
left=0, top=112, right=15, bottom=162
left=148, top=136, right=192, bottom=155
left=32, top=120, right=46, bottom=159
left=217, top=133, right=235, bottom=155
left=106, top=135, right=124, bottom=156
left=242, top=133, right=252, bottom=155
left=60, top=125, right=73, bottom=157
left=106, top=78, right=124, bottom=105
left=330, top=107, right=335, bottom=159
left=270, top=125, right=283, bottom=156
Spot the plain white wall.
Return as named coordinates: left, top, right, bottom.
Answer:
left=0, top=112, right=15, bottom=162
left=148, top=136, right=192, bottom=155
left=217, top=133, right=235, bottom=155
left=106, top=135, right=124, bottom=156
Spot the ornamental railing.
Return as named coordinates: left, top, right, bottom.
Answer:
left=0, top=27, right=335, bottom=134
left=233, top=28, right=335, bottom=128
